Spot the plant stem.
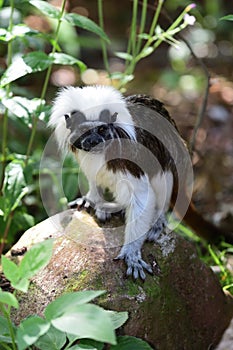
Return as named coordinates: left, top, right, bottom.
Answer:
left=97, top=0, right=110, bottom=76
left=0, top=0, right=14, bottom=192
left=0, top=212, right=14, bottom=255
left=148, top=0, right=163, bottom=37
left=135, top=0, right=148, bottom=55
left=0, top=304, right=17, bottom=350
left=25, top=0, right=67, bottom=163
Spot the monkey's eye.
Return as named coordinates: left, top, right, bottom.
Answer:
left=98, top=125, right=108, bottom=135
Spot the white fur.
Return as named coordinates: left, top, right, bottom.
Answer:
left=49, top=85, right=136, bottom=149
left=50, top=85, right=173, bottom=279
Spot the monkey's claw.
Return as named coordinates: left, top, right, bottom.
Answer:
left=115, top=248, right=153, bottom=280
left=68, top=197, right=93, bottom=211
left=95, top=208, right=112, bottom=222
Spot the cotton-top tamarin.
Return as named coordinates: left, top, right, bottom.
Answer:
left=49, top=85, right=232, bottom=279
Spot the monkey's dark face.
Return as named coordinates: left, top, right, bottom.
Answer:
left=64, top=109, right=119, bottom=153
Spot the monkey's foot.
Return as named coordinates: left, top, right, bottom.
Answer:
left=95, top=207, right=112, bottom=222
left=147, top=214, right=167, bottom=242
left=115, top=245, right=153, bottom=280
left=68, top=197, right=93, bottom=211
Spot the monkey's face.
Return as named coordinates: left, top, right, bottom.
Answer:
left=64, top=109, right=119, bottom=153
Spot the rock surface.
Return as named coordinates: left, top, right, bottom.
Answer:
left=8, top=209, right=233, bottom=350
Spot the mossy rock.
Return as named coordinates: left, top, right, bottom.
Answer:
left=8, top=209, right=233, bottom=350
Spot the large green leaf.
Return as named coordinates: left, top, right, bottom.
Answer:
left=51, top=304, right=116, bottom=345
left=110, top=336, right=153, bottom=350
left=0, top=290, right=19, bottom=309
left=45, top=291, right=105, bottom=320
left=35, top=326, right=66, bottom=350
left=29, top=0, right=61, bottom=19
left=106, top=311, right=128, bottom=330
left=0, top=51, right=53, bottom=87
left=64, top=13, right=110, bottom=42
left=17, top=316, right=50, bottom=350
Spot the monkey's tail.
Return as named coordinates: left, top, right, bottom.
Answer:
left=171, top=190, right=233, bottom=244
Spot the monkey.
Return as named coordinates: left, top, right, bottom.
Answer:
left=49, top=85, right=233, bottom=280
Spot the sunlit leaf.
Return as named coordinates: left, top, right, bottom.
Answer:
left=1, top=96, right=48, bottom=124
left=45, top=291, right=105, bottom=320
left=0, top=24, right=38, bottom=42
left=49, top=52, right=86, bottom=72
left=64, top=13, right=110, bottom=42
left=115, top=52, right=133, bottom=61
left=17, top=316, right=50, bottom=350
left=0, top=290, right=19, bottom=309
left=18, top=239, right=53, bottom=280
left=3, top=161, right=28, bottom=218
left=0, top=52, right=53, bottom=86
left=29, top=0, right=61, bottom=19
left=51, top=304, right=116, bottom=345
left=139, top=46, right=154, bottom=58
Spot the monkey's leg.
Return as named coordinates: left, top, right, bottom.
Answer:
left=115, top=179, right=156, bottom=279
left=147, top=214, right=167, bottom=241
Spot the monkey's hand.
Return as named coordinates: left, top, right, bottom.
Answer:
left=69, top=197, right=124, bottom=222
left=68, top=196, right=94, bottom=211
left=115, top=243, right=153, bottom=280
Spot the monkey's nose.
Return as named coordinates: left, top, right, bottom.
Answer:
left=81, top=134, right=104, bottom=152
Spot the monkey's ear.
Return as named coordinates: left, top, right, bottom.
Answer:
left=111, top=112, right=118, bottom=123
left=99, top=109, right=111, bottom=123
left=64, top=114, right=72, bottom=129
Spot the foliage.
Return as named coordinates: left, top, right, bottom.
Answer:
left=0, top=0, right=108, bottom=253
left=0, top=240, right=153, bottom=350
left=173, top=220, right=233, bottom=295
left=0, top=0, right=197, bottom=253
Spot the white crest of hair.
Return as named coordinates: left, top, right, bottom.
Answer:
left=49, top=85, right=136, bottom=149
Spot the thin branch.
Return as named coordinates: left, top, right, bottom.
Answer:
left=139, top=1, right=210, bottom=154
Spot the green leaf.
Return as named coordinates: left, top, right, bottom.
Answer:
left=63, top=13, right=110, bottom=42
left=1, top=256, right=30, bottom=292
left=220, top=14, right=233, bottom=21
left=29, top=0, right=61, bottom=19
left=137, top=33, right=150, bottom=40
left=35, top=326, right=66, bottom=350
left=77, top=339, right=104, bottom=350
left=0, top=315, right=10, bottom=335
left=0, top=290, right=19, bottom=309
left=115, top=52, right=133, bottom=61
left=1, top=255, right=20, bottom=285
left=49, top=52, right=87, bottom=72
left=18, top=239, right=53, bottom=280
left=107, top=311, right=128, bottom=329
left=139, top=46, right=154, bottom=58
left=45, top=291, right=105, bottom=320
left=17, top=316, right=50, bottom=350
left=68, top=345, right=98, bottom=349
left=0, top=51, right=53, bottom=87
left=51, top=304, right=116, bottom=344
left=3, top=161, right=28, bottom=218
left=0, top=24, right=38, bottom=42
left=110, top=336, right=153, bottom=350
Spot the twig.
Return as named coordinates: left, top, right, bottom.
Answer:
left=138, top=1, right=210, bottom=154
